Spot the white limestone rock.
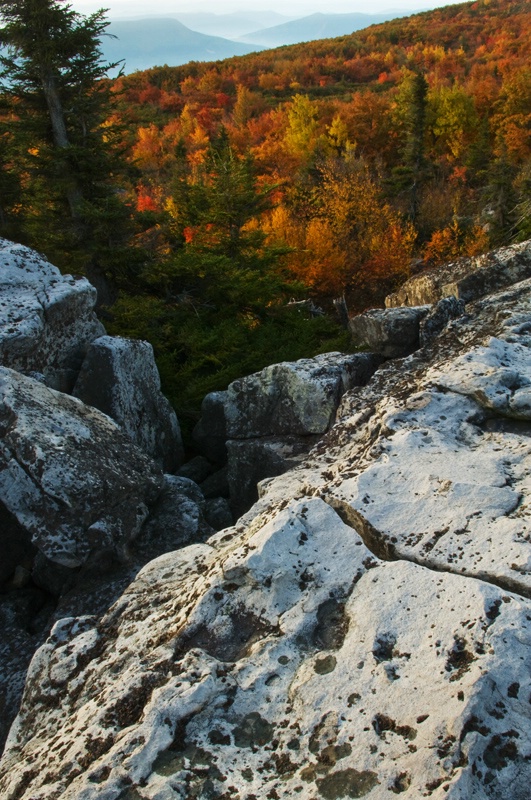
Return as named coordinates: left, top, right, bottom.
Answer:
left=73, top=336, right=184, bottom=471
left=328, top=383, right=531, bottom=596
left=1, top=500, right=530, bottom=799
left=427, top=336, right=531, bottom=419
left=0, top=239, right=105, bottom=391
left=2, top=249, right=531, bottom=800
left=0, top=367, right=163, bottom=568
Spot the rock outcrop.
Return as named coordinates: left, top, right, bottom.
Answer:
left=349, top=305, right=430, bottom=357
left=0, top=367, right=163, bottom=568
left=0, top=239, right=104, bottom=392
left=385, top=239, right=531, bottom=308
left=1, top=242, right=530, bottom=799
left=73, top=335, right=184, bottom=472
left=0, top=242, right=193, bottom=748
left=195, top=352, right=381, bottom=513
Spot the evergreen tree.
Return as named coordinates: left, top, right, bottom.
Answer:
left=482, top=142, right=518, bottom=246
left=392, top=71, right=430, bottom=224
left=0, top=0, right=131, bottom=286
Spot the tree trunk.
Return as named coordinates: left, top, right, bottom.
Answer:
left=40, top=70, right=84, bottom=218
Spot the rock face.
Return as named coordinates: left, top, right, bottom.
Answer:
left=195, top=352, right=381, bottom=513
left=222, top=352, right=379, bottom=438
left=226, top=434, right=319, bottom=518
left=73, top=336, right=184, bottom=472
left=0, top=241, right=221, bottom=753
left=349, top=305, right=430, bottom=357
left=0, top=367, right=163, bottom=568
left=1, top=246, right=531, bottom=799
left=0, top=239, right=105, bottom=392
left=385, top=239, right=531, bottom=308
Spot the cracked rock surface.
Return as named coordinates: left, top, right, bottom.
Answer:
left=0, top=239, right=104, bottom=391
left=1, top=260, right=531, bottom=799
left=0, top=367, right=163, bottom=568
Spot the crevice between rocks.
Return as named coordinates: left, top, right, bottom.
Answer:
left=322, top=495, right=531, bottom=601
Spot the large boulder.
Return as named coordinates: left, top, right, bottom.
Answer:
left=194, top=352, right=380, bottom=515
left=222, top=352, right=379, bottom=438
left=192, top=391, right=228, bottom=465
left=0, top=367, right=163, bottom=569
left=349, top=305, right=430, bottom=357
left=73, top=336, right=184, bottom=472
left=0, top=239, right=105, bottom=392
left=385, top=239, right=531, bottom=308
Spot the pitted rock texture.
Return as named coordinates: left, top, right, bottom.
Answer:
left=0, top=239, right=105, bottom=392
left=1, top=246, right=531, bottom=799
left=257, top=278, right=531, bottom=598
left=0, top=367, right=163, bottom=568
left=73, top=336, right=184, bottom=471
left=1, top=500, right=530, bottom=799
left=419, top=296, right=466, bottom=346
left=385, top=240, right=531, bottom=308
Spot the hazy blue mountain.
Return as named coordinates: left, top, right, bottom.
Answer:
left=170, top=11, right=296, bottom=40
left=237, top=10, right=414, bottom=47
left=103, top=18, right=264, bottom=75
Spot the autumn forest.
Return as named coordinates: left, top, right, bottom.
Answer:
left=1, top=0, right=529, bottom=432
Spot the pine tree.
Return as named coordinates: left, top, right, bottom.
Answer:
left=392, top=71, right=430, bottom=223
left=0, top=0, right=131, bottom=287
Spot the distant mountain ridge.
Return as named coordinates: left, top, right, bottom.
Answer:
left=103, top=18, right=264, bottom=74
left=102, top=8, right=429, bottom=75
left=170, top=11, right=296, bottom=40
left=237, top=10, right=416, bottom=47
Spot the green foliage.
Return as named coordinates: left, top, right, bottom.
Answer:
left=108, top=293, right=350, bottom=436
left=391, top=71, right=430, bottom=222
left=107, top=136, right=350, bottom=434
left=0, top=0, right=132, bottom=280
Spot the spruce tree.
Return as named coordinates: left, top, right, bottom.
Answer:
left=0, top=0, right=130, bottom=287
left=392, top=71, right=430, bottom=224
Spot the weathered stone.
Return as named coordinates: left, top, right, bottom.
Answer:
left=225, top=352, right=379, bottom=438
left=136, top=474, right=213, bottom=562
left=73, top=336, right=183, bottom=472
left=199, top=465, right=230, bottom=499
left=227, top=435, right=319, bottom=517
left=2, top=243, right=531, bottom=799
left=0, top=367, right=163, bottom=569
left=2, top=500, right=530, bottom=799
left=202, top=497, right=234, bottom=531
left=0, top=504, right=35, bottom=588
left=176, top=455, right=215, bottom=484
left=0, top=585, right=54, bottom=753
left=0, top=239, right=105, bottom=392
left=192, top=391, right=228, bottom=464
left=385, top=240, right=531, bottom=308
left=419, top=295, right=466, bottom=346
left=261, top=278, right=531, bottom=598
left=31, top=552, right=79, bottom=598
left=349, top=305, right=430, bottom=358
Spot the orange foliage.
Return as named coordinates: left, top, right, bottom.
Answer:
left=422, top=220, right=490, bottom=265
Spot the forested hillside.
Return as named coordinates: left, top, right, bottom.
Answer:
left=1, top=0, right=529, bottom=431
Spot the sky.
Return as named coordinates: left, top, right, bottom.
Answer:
left=68, top=1, right=459, bottom=19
